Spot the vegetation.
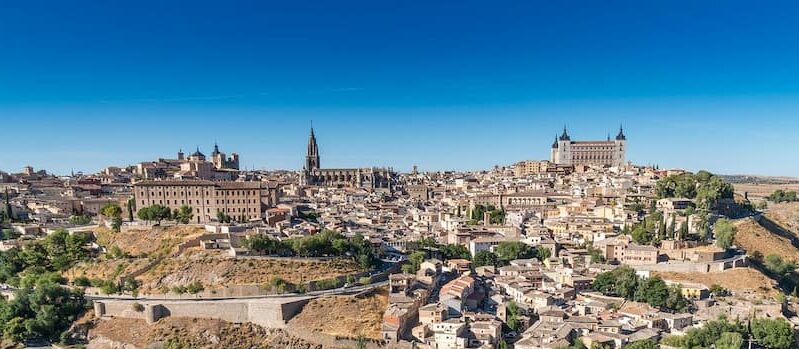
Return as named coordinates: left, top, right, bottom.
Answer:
left=0, top=229, right=91, bottom=284
left=440, top=244, right=471, bottom=260
left=402, top=251, right=427, bottom=273
left=661, top=316, right=795, bottom=349
left=68, top=214, right=92, bottom=225
left=495, top=241, right=535, bottom=264
left=592, top=266, right=688, bottom=312
left=505, top=300, right=522, bottom=331
left=655, top=171, right=734, bottom=210
left=624, top=340, right=657, bottom=349
left=767, top=189, right=798, bottom=203
left=173, top=205, right=194, bottom=224
left=137, top=204, right=172, bottom=224
left=470, top=204, right=505, bottom=224
left=473, top=250, right=500, bottom=267
left=713, top=218, right=736, bottom=249
left=763, top=254, right=797, bottom=277
left=0, top=282, right=86, bottom=342
left=244, top=230, right=380, bottom=270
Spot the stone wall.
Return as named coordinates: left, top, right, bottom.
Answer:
left=95, top=297, right=312, bottom=329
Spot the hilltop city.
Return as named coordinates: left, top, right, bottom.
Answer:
left=1, top=125, right=798, bottom=349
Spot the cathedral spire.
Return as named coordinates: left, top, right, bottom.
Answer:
left=552, top=134, right=559, bottom=148
left=305, top=125, right=320, bottom=171
left=616, top=124, right=626, bottom=140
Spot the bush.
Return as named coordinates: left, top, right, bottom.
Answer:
left=186, top=281, right=204, bottom=294
left=132, top=302, right=145, bottom=312
left=73, top=276, right=91, bottom=287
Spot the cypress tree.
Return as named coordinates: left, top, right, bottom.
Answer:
left=4, top=188, right=12, bottom=221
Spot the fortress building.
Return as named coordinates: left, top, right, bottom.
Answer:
left=300, top=126, right=396, bottom=191
left=550, top=126, right=626, bottom=167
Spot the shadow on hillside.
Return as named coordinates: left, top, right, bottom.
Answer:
left=756, top=215, right=799, bottom=251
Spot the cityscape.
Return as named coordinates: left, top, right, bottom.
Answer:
left=3, top=1, right=799, bottom=349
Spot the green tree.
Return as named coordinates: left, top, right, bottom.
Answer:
left=495, top=241, right=534, bottom=264
left=624, top=340, right=658, bottom=349
left=174, top=205, right=194, bottom=224
left=473, top=251, right=499, bottom=267
left=714, top=332, right=743, bottom=349
left=764, top=254, right=797, bottom=277
left=536, top=246, right=552, bottom=261
left=127, top=198, right=135, bottom=222
left=714, top=218, right=736, bottom=249
left=100, top=203, right=122, bottom=219
left=751, top=318, right=795, bottom=349
left=440, top=244, right=471, bottom=261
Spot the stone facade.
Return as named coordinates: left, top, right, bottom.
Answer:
left=300, top=127, right=396, bottom=190
left=550, top=126, right=626, bottom=167
left=133, top=180, right=279, bottom=223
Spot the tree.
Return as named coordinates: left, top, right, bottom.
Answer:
left=764, top=254, right=797, bottom=277
left=495, top=241, right=534, bottom=264
left=174, top=205, right=194, bottom=224
left=714, top=218, right=736, bottom=249
left=68, top=215, right=92, bottom=225
left=505, top=300, right=522, bottom=331
left=0, top=281, right=86, bottom=343
left=751, top=318, right=795, bottom=349
left=714, top=332, right=743, bottom=349
left=624, top=340, right=657, bottom=349
left=536, top=246, right=552, bottom=261
left=127, top=198, right=135, bottom=222
left=137, top=205, right=171, bottom=224
left=4, top=188, right=12, bottom=221
left=405, top=251, right=426, bottom=273
left=473, top=251, right=499, bottom=267
left=100, top=203, right=122, bottom=219
left=110, top=216, right=123, bottom=232
left=440, top=244, right=471, bottom=261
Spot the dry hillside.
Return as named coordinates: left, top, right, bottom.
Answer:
left=656, top=268, right=779, bottom=297
left=734, top=218, right=799, bottom=262
left=88, top=317, right=331, bottom=349
left=137, top=250, right=362, bottom=293
left=289, top=287, right=388, bottom=339
left=94, top=225, right=205, bottom=257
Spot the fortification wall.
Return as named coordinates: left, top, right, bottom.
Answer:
left=95, top=297, right=311, bottom=329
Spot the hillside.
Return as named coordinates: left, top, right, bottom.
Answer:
left=656, top=268, right=779, bottom=298
left=734, top=218, right=799, bottom=262
left=289, top=287, right=388, bottom=339
left=88, top=317, right=332, bottom=349
left=137, top=250, right=363, bottom=293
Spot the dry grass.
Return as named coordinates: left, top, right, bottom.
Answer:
left=63, top=258, right=152, bottom=282
left=136, top=251, right=362, bottom=293
left=89, top=317, right=322, bottom=349
left=655, top=268, right=779, bottom=297
left=94, top=225, right=205, bottom=258
left=734, top=218, right=799, bottom=262
left=289, top=287, right=388, bottom=339
left=733, top=183, right=799, bottom=201
left=765, top=202, right=799, bottom=234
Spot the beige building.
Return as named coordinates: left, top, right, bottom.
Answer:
left=550, top=126, right=626, bottom=167
left=133, top=180, right=279, bottom=224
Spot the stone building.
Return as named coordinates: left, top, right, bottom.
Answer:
left=133, top=180, right=279, bottom=223
left=550, top=126, right=626, bottom=167
left=300, top=127, right=396, bottom=190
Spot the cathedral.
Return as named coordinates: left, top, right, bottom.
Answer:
left=301, top=127, right=396, bottom=191
left=550, top=126, right=627, bottom=167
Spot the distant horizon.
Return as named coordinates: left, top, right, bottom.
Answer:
left=3, top=1, right=799, bottom=176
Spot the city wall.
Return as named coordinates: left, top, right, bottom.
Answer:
left=94, top=296, right=311, bottom=329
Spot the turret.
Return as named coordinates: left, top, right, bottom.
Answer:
left=616, top=125, right=626, bottom=141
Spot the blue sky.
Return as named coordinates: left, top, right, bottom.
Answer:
left=1, top=1, right=798, bottom=176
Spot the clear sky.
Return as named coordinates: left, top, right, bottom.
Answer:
left=1, top=1, right=798, bottom=176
